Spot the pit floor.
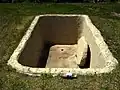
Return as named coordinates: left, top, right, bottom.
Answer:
left=46, top=45, right=79, bottom=68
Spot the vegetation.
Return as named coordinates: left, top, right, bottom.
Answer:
left=0, top=0, right=119, bottom=3
left=0, top=3, right=120, bottom=90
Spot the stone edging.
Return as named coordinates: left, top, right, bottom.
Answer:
left=7, top=14, right=118, bottom=76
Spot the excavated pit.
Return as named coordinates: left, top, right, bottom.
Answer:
left=8, top=15, right=118, bottom=76
left=18, top=16, right=90, bottom=68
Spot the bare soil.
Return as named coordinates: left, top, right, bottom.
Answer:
left=46, top=45, right=79, bottom=68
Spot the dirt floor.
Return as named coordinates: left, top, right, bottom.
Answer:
left=46, top=45, right=79, bottom=68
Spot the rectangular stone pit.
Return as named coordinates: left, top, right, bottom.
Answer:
left=7, top=14, right=118, bottom=76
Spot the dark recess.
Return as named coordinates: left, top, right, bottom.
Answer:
left=79, top=45, right=91, bottom=68
left=37, top=41, right=54, bottom=68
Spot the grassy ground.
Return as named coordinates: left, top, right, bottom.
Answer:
left=0, top=3, right=120, bottom=90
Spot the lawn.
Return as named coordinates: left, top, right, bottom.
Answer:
left=0, top=3, right=120, bottom=90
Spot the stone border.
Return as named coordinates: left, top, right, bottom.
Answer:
left=7, top=14, right=118, bottom=76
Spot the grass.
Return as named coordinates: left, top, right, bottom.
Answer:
left=0, top=3, right=120, bottom=90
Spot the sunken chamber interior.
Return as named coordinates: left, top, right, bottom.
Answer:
left=18, top=16, right=91, bottom=68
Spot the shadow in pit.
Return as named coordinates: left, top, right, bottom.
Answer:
left=78, top=45, right=91, bottom=68
left=37, top=41, right=54, bottom=68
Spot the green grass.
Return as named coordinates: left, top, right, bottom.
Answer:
left=0, top=3, right=120, bottom=90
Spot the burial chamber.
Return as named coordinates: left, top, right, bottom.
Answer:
left=7, top=14, right=118, bottom=76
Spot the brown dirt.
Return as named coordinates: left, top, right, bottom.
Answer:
left=46, top=45, right=79, bottom=68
